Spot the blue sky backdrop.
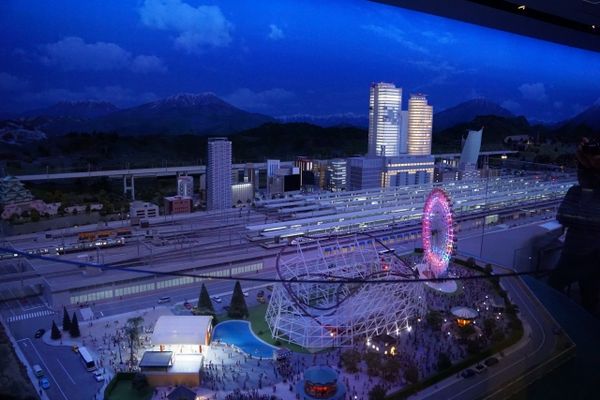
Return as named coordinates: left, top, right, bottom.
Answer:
left=1, top=0, right=599, bottom=121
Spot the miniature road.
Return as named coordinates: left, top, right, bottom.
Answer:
left=16, top=336, right=100, bottom=400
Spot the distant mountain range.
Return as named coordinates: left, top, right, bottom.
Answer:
left=1, top=94, right=599, bottom=146
left=556, top=103, right=600, bottom=133
left=82, top=93, right=274, bottom=136
left=433, top=98, right=514, bottom=133
left=277, top=113, right=368, bottom=128
left=1, top=93, right=273, bottom=139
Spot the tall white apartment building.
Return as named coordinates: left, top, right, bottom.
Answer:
left=407, top=94, right=433, bottom=156
left=368, top=82, right=402, bottom=157
left=206, top=137, right=232, bottom=210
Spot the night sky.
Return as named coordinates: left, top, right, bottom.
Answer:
left=1, top=0, right=599, bottom=121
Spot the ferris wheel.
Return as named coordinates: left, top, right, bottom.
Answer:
left=422, top=188, right=456, bottom=277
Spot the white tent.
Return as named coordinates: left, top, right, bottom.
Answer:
left=152, top=316, right=213, bottom=346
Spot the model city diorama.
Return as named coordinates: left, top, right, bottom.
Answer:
left=0, top=76, right=579, bottom=400
left=0, top=72, right=580, bottom=400
left=22, top=184, right=523, bottom=400
left=4, top=1, right=600, bottom=398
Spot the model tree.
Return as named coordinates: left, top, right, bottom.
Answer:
left=227, top=281, right=249, bottom=319
left=69, top=312, right=81, bottom=338
left=62, top=306, right=71, bottom=331
left=51, top=320, right=61, bottom=340
left=125, top=316, right=144, bottom=366
left=196, top=283, right=215, bottom=315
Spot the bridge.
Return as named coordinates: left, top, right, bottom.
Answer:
left=15, top=161, right=294, bottom=200
left=15, top=152, right=516, bottom=182
left=434, top=150, right=518, bottom=158
left=15, top=162, right=294, bottom=182
left=13, top=151, right=517, bottom=199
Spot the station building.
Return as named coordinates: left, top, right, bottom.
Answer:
left=248, top=175, right=574, bottom=240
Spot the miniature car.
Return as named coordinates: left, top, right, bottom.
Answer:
left=183, top=302, right=192, bottom=310
left=93, top=371, right=104, bottom=382
left=474, top=364, right=487, bottom=374
left=34, top=329, right=45, bottom=338
left=211, top=295, right=222, bottom=303
left=243, top=291, right=249, bottom=297
left=39, top=377, right=50, bottom=389
left=484, top=357, right=499, bottom=367
left=461, top=368, right=476, bottom=378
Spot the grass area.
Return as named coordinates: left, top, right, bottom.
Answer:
left=0, top=323, right=38, bottom=400
left=216, top=303, right=310, bottom=354
left=106, top=379, right=152, bottom=400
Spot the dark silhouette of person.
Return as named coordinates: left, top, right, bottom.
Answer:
left=549, top=138, right=600, bottom=314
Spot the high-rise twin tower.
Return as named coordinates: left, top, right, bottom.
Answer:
left=367, top=82, right=433, bottom=157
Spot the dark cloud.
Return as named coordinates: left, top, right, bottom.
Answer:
left=268, top=24, right=284, bottom=41
left=0, top=72, right=29, bottom=92
left=518, top=82, right=548, bottom=102
left=39, top=37, right=166, bottom=73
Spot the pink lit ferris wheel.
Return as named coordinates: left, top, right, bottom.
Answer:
left=422, top=188, right=456, bottom=277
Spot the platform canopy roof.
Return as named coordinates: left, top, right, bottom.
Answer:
left=152, top=316, right=212, bottom=345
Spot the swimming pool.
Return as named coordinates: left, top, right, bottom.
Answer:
left=212, top=320, right=278, bottom=359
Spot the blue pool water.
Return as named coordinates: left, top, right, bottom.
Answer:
left=212, top=320, right=278, bottom=359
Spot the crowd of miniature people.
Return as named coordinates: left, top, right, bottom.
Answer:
left=201, top=342, right=282, bottom=393
left=274, top=349, right=294, bottom=380
left=224, top=389, right=280, bottom=400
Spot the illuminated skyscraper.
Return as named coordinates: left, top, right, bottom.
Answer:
left=368, top=83, right=402, bottom=157
left=407, top=94, right=433, bottom=155
left=206, top=137, right=232, bottom=210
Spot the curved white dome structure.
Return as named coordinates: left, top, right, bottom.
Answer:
left=266, top=237, right=425, bottom=349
